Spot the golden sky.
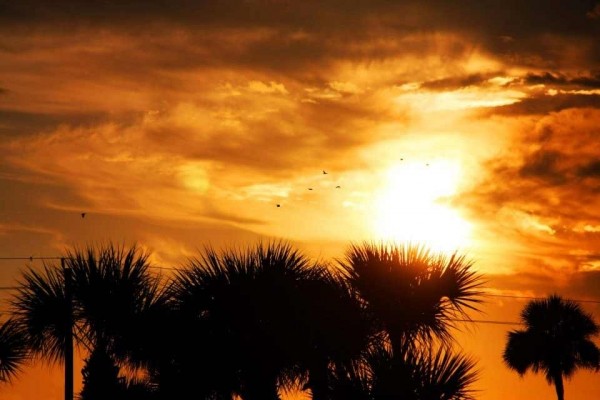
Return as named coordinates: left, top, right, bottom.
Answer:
left=1, top=1, right=600, bottom=399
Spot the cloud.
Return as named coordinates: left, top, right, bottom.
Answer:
left=0, top=84, right=402, bottom=233
left=420, top=73, right=496, bottom=91
left=2, top=1, right=599, bottom=81
left=462, top=108, right=600, bottom=275
left=523, top=72, right=600, bottom=88
left=1, top=0, right=599, bottom=286
left=481, top=93, right=600, bottom=116
left=587, top=3, right=600, bottom=19
left=576, top=160, right=600, bottom=178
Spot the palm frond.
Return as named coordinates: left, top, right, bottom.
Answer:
left=10, top=265, right=71, bottom=364
left=0, top=318, right=29, bottom=382
left=339, top=242, right=485, bottom=349
left=414, top=347, right=478, bottom=400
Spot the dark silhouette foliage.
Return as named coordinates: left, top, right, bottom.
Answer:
left=503, top=295, right=600, bottom=400
left=0, top=318, right=28, bottom=382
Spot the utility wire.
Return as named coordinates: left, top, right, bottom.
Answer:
left=0, top=257, right=65, bottom=260
left=484, top=293, right=600, bottom=304
left=450, top=318, right=522, bottom=326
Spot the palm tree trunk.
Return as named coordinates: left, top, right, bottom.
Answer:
left=63, top=262, right=74, bottom=400
left=308, top=359, right=330, bottom=400
left=553, top=372, right=564, bottom=400
left=242, top=374, right=280, bottom=400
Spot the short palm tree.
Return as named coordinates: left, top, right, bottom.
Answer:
left=328, top=340, right=478, bottom=400
left=503, top=295, right=600, bottom=400
left=0, top=318, right=28, bottom=383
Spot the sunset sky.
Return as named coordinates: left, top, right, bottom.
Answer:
left=1, top=1, right=600, bottom=399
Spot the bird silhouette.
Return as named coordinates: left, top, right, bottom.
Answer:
left=276, top=204, right=281, bottom=208
left=81, top=213, right=86, bottom=218
left=308, top=188, right=313, bottom=190
left=322, top=170, right=328, bottom=175
left=335, top=185, right=341, bottom=189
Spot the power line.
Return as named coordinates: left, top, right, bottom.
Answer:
left=451, top=318, right=522, bottom=326
left=485, top=293, right=600, bottom=304
left=0, top=256, right=181, bottom=271
left=0, top=256, right=65, bottom=261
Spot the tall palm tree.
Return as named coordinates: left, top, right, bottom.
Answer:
left=503, top=295, right=600, bottom=400
left=292, top=268, right=372, bottom=400
left=171, top=241, right=313, bottom=400
left=169, top=241, right=371, bottom=400
left=10, top=244, right=165, bottom=399
left=339, top=242, right=484, bottom=353
left=0, top=318, right=28, bottom=383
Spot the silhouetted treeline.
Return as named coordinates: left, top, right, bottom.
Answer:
left=1, top=241, right=486, bottom=400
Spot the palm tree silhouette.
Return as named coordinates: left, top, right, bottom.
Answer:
left=10, top=244, right=164, bottom=399
left=329, top=341, right=477, bottom=400
left=336, top=242, right=484, bottom=399
left=0, top=318, right=28, bottom=383
left=339, top=243, right=483, bottom=353
left=171, top=241, right=315, bottom=400
left=292, top=268, right=372, bottom=400
left=170, top=241, right=370, bottom=400
left=503, top=295, right=600, bottom=400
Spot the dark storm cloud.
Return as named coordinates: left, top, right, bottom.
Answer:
left=485, top=110, right=600, bottom=192
left=524, top=72, right=600, bottom=88
left=0, top=109, right=133, bottom=138
left=3, top=0, right=597, bottom=33
left=1, top=0, right=599, bottom=70
left=518, top=150, right=567, bottom=184
left=461, top=108, right=600, bottom=275
left=483, top=94, right=600, bottom=116
left=577, top=160, right=600, bottom=178
left=420, top=73, right=495, bottom=91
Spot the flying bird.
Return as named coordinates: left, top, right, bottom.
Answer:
left=81, top=213, right=86, bottom=218
left=335, top=185, right=341, bottom=189
left=308, top=188, right=313, bottom=190
left=322, top=170, right=328, bottom=175
left=276, top=204, right=281, bottom=208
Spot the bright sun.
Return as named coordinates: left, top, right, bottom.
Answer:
left=373, top=160, right=472, bottom=253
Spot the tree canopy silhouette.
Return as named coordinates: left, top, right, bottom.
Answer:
left=10, top=244, right=165, bottom=399
left=7, top=240, right=486, bottom=400
left=503, top=294, right=600, bottom=400
left=0, top=318, right=28, bottom=383
left=339, top=243, right=484, bottom=352
left=169, top=241, right=370, bottom=400
left=334, top=242, right=484, bottom=399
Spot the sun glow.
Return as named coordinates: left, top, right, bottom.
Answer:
left=373, top=161, right=471, bottom=253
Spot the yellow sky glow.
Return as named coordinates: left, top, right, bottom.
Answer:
left=373, top=161, right=471, bottom=252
